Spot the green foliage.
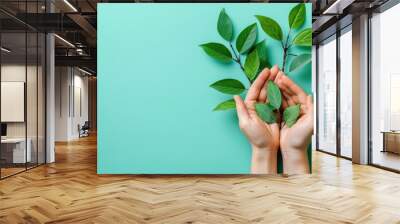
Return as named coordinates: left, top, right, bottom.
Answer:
left=283, top=104, right=301, bottom=127
left=213, top=99, right=236, bottom=111
left=201, top=6, right=310, bottom=128
left=210, top=79, right=246, bottom=95
left=267, top=81, right=282, bottom=110
left=288, top=3, right=306, bottom=29
left=244, top=49, right=260, bottom=81
left=255, top=103, right=276, bottom=124
left=199, top=42, right=232, bottom=62
left=255, top=40, right=269, bottom=70
left=255, top=15, right=283, bottom=41
left=289, top=53, right=311, bottom=72
left=217, top=9, right=234, bottom=42
left=236, top=23, right=258, bottom=54
left=293, top=28, right=312, bottom=46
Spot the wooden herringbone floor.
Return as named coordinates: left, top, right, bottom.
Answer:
left=1, top=135, right=400, bottom=224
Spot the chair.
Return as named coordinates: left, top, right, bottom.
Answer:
left=78, top=121, right=90, bottom=138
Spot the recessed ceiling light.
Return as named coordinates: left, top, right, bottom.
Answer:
left=63, top=0, right=78, bottom=12
left=78, top=67, right=93, bottom=76
left=54, top=34, right=75, bottom=48
left=1, top=47, right=11, bottom=53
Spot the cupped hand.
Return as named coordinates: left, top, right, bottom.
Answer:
left=275, top=71, right=313, bottom=174
left=233, top=66, right=280, bottom=151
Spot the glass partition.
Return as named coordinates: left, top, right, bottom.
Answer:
left=0, top=1, right=46, bottom=179
left=317, top=36, right=337, bottom=154
left=1, top=31, right=28, bottom=177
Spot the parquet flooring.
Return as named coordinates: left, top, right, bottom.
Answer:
left=1, top=134, right=400, bottom=223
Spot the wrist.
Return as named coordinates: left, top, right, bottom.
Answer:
left=251, top=146, right=278, bottom=174
left=281, top=147, right=309, bottom=174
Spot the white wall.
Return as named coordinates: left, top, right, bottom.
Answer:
left=55, top=67, right=89, bottom=141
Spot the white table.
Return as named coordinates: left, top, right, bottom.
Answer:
left=1, top=138, right=32, bottom=163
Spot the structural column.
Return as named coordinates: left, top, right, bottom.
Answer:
left=46, top=1, right=55, bottom=163
left=352, top=14, right=369, bottom=164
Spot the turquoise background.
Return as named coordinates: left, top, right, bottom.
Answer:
left=98, top=3, right=312, bottom=174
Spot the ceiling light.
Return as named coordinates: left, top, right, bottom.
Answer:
left=323, top=0, right=354, bottom=15
left=54, top=34, right=75, bottom=48
left=1, top=47, right=11, bottom=53
left=63, top=0, right=78, bottom=12
left=78, top=67, right=93, bottom=76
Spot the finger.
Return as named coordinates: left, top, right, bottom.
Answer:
left=275, top=71, right=293, bottom=96
left=282, top=91, right=295, bottom=106
left=281, top=95, right=289, bottom=110
left=276, top=74, right=294, bottom=96
left=245, top=68, right=270, bottom=102
left=234, top=95, right=250, bottom=122
left=306, top=95, right=314, bottom=113
left=280, top=75, right=308, bottom=102
left=269, top=64, right=279, bottom=81
left=276, top=73, right=298, bottom=106
left=258, top=65, right=279, bottom=102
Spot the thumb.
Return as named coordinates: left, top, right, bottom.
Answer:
left=234, top=95, right=249, bottom=123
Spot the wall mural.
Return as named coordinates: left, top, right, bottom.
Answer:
left=98, top=3, right=312, bottom=174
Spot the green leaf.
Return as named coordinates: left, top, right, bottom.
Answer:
left=244, top=49, right=260, bottom=81
left=283, top=104, right=301, bottom=127
left=235, top=23, right=258, bottom=54
left=267, top=81, right=282, bottom=110
left=210, top=79, right=246, bottom=95
left=213, top=99, right=236, bottom=111
left=255, top=40, right=269, bottom=70
left=293, top=28, right=312, bottom=46
left=255, top=103, right=276, bottom=124
left=255, top=15, right=283, bottom=41
left=289, top=53, right=311, bottom=72
left=199, top=42, right=232, bottom=62
left=288, top=3, right=306, bottom=29
left=217, top=8, right=233, bottom=42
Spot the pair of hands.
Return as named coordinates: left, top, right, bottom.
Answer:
left=234, top=65, right=313, bottom=174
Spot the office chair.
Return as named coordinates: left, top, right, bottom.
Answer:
left=79, top=121, right=90, bottom=138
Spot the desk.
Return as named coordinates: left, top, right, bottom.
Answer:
left=381, top=131, right=400, bottom=154
left=1, top=138, right=31, bottom=163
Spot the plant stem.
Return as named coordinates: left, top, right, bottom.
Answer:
left=229, top=43, right=251, bottom=83
left=282, top=47, right=288, bottom=73
left=282, top=28, right=292, bottom=73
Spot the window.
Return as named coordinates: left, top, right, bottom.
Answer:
left=370, top=3, right=400, bottom=171
left=339, top=28, right=352, bottom=158
left=317, top=36, right=337, bottom=154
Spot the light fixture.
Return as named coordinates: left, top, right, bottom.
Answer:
left=54, top=34, right=75, bottom=48
left=63, top=0, right=78, bottom=12
left=78, top=67, right=93, bottom=76
left=322, top=0, right=354, bottom=15
left=1, top=47, right=11, bottom=53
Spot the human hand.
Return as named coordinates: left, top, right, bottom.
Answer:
left=275, top=71, right=313, bottom=174
left=234, top=65, right=280, bottom=174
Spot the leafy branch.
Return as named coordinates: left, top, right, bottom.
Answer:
left=256, top=3, right=312, bottom=73
left=200, top=4, right=312, bottom=126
